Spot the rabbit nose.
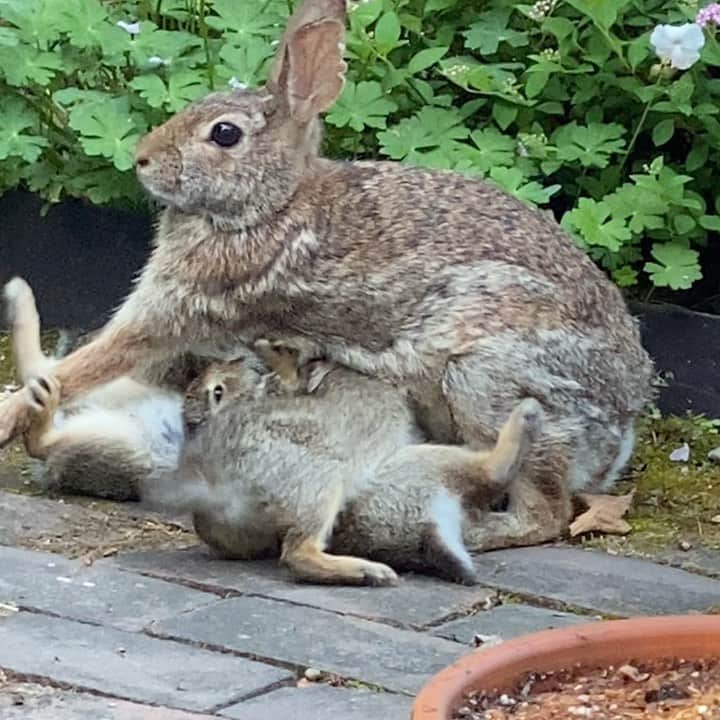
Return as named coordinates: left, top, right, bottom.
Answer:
left=136, top=153, right=150, bottom=168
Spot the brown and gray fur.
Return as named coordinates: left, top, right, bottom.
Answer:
left=7, top=280, right=548, bottom=582
left=148, top=348, right=545, bottom=586
left=0, top=0, right=653, bottom=548
left=5, top=278, right=196, bottom=500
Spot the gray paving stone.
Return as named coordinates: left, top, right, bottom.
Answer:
left=431, top=602, right=592, bottom=645
left=0, top=490, right=84, bottom=546
left=221, top=684, right=413, bottom=720
left=655, top=547, right=720, bottom=580
left=153, top=595, right=465, bottom=694
left=0, top=546, right=219, bottom=631
left=0, top=611, right=291, bottom=711
left=112, top=547, right=495, bottom=627
left=110, top=547, right=290, bottom=596
left=0, top=683, right=218, bottom=719
left=472, top=547, right=720, bottom=616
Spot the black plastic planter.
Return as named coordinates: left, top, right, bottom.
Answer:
left=0, top=190, right=152, bottom=331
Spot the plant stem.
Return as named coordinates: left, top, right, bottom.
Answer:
left=620, top=79, right=663, bottom=172
left=198, top=0, right=214, bottom=89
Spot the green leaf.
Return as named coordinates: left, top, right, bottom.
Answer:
left=374, top=11, right=402, bottom=56
left=130, top=75, right=168, bottom=109
left=626, top=33, right=650, bottom=69
left=612, top=266, right=638, bottom=287
left=565, top=0, right=630, bottom=30
left=68, top=98, right=142, bottom=171
left=464, top=9, right=528, bottom=55
left=525, top=70, right=549, bottom=98
left=408, top=46, right=448, bottom=74
left=325, top=80, right=397, bottom=131
left=652, top=119, right=674, bottom=147
left=206, top=0, right=283, bottom=38
left=561, top=197, right=632, bottom=251
left=1, top=0, right=61, bottom=47
left=0, top=46, right=62, bottom=86
left=673, top=213, right=696, bottom=235
left=425, top=0, right=457, bottom=11
left=49, top=0, right=111, bottom=49
left=492, top=102, right=518, bottom=130
left=378, top=107, right=468, bottom=160
left=218, top=37, right=275, bottom=88
left=686, top=142, right=709, bottom=173
left=489, top=167, right=560, bottom=204
left=461, top=128, right=516, bottom=172
left=0, top=96, right=48, bottom=162
left=552, top=122, right=626, bottom=168
left=0, top=27, right=19, bottom=47
left=699, top=215, right=720, bottom=231
left=604, top=182, right=668, bottom=233
left=644, top=243, right=702, bottom=289
left=349, top=0, right=383, bottom=28
left=132, top=27, right=202, bottom=66
left=166, top=70, right=208, bottom=111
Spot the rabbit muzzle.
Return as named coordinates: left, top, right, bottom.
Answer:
left=135, top=133, right=183, bottom=201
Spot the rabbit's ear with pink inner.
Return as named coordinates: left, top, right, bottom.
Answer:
left=267, top=0, right=347, bottom=124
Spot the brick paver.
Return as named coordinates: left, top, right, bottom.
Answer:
left=3, top=503, right=720, bottom=718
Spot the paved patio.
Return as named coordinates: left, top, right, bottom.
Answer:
left=0, top=487, right=719, bottom=719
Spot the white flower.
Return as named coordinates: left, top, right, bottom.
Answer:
left=650, top=23, right=705, bottom=70
left=147, top=56, right=169, bottom=68
left=117, top=20, right=141, bottom=35
left=228, top=77, right=247, bottom=90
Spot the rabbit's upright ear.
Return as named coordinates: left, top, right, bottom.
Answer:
left=267, top=0, right=347, bottom=124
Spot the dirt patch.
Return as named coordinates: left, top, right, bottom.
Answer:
left=0, top=488, right=197, bottom=562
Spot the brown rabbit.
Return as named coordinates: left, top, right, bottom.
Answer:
left=146, top=346, right=545, bottom=586
left=0, top=0, right=653, bottom=548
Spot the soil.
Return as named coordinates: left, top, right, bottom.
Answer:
left=455, top=657, right=720, bottom=720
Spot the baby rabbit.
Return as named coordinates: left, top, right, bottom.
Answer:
left=0, top=0, right=653, bottom=550
left=150, top=346, right=545, bottom=586
left=5, top=277, right=192, bottom=500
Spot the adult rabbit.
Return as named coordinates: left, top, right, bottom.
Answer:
left=0, top=0, right=653, bottom=547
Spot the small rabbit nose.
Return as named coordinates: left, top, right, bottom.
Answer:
left=135, top=152, right=150, bottom=168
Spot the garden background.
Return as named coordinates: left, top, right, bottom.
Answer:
left=2, top=0, right=720, bottom=311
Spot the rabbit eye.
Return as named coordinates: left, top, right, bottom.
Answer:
left=212, top=385, right=224, bottom=404
left=210, top=122, right=243, bottom=148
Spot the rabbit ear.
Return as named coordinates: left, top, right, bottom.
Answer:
left=267, top=0, right=347, bottom=123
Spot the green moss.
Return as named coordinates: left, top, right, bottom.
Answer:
left=580, top=409, right=720, bottom=556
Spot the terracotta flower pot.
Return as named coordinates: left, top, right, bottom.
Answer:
left=412, top=615, right=720, bottom=720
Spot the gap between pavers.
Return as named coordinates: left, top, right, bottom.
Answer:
left=0, top=611, right=292, bottom=712
left=0, top=546, right=220, bottom=632
left=471, top=546, right=720, bottom=616
left=110, top=546, right=497, bottom=628
left=431, top=602, right=593, bottom=645
left=151, top=595, right=467, bottom=695
left=220, top=683, right=414, bottom=720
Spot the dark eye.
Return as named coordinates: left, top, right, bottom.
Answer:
left=210, top=122, right=242, bottom=147
left=212, top=385, right=224, bottom=404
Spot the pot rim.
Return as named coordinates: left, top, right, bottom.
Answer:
left=412, top=614, right=720, bottom=720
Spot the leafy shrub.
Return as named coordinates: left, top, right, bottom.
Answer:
left=1, top=0, right=720, bottom=293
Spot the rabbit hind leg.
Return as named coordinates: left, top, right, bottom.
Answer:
left=424, top=488, right=478, bottom=585
left=280, top=485, right=398, bottom=587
